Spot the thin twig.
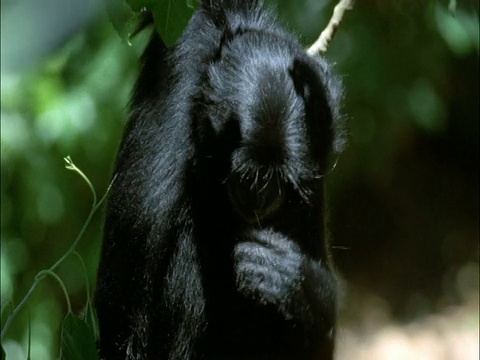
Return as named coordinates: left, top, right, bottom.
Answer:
left=307, top=0, right=355, bottom=55
left=1, top=281, right=40, bottom=340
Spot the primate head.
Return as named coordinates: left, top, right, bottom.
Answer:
left=201, top=26, right=344, bottom=226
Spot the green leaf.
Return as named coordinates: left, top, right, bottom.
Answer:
left=1, top=345, right=5, bottom=360
left=104, top=0, right=140, bottom=44
left=61, top=312, right=99, bottom=360
left=105, top=0, right=199, bottom=47
left=152, top=0, right=197, bottom=47
left=82, top=301, right=100, bottom=342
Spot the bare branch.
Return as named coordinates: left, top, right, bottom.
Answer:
left=307, top=0, right=355, bottom=56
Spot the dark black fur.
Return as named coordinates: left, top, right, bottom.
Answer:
left=95, top=1, right=344, bottom=359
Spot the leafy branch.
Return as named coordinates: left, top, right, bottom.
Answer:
left=1, top=157, right=113, bottom=342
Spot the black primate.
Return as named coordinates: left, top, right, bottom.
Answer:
left=95, top=0, right=345, bottom=359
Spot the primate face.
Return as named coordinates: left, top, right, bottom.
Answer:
left=226, top=162, right=286, bottom=224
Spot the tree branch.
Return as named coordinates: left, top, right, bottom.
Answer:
left=307, top=0, right=355, bottom=56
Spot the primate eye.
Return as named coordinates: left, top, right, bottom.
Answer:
left=227, top=174, right=284, bottom=223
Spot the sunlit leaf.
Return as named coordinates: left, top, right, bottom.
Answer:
left=60, top=312, right=99, bottom=360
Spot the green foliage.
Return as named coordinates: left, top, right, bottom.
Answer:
left=105, top=0, right=141, bottom=45
left=104, top=0, right=200, bottom=47
left=82, top=302, right=100, bottom=343
left=151, top=0, right=197, bottom=47
left=1, top=158, right=109, bottom=358
left=60, top=313, right=99, bottom=360
left=1, top=19, right=136, bottom=358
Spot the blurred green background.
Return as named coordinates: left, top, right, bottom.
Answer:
left=1, top=0, right=478, bottom=358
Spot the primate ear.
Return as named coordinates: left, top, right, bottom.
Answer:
left=290, top=58, right=307, bottom=98
left=291, top=56, right=346, bottom=154
left=290, top=57, right=323, bottom=99
left=290, top=57, right=331, bottom=121
left=290, top=57, right=335, bottom=160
